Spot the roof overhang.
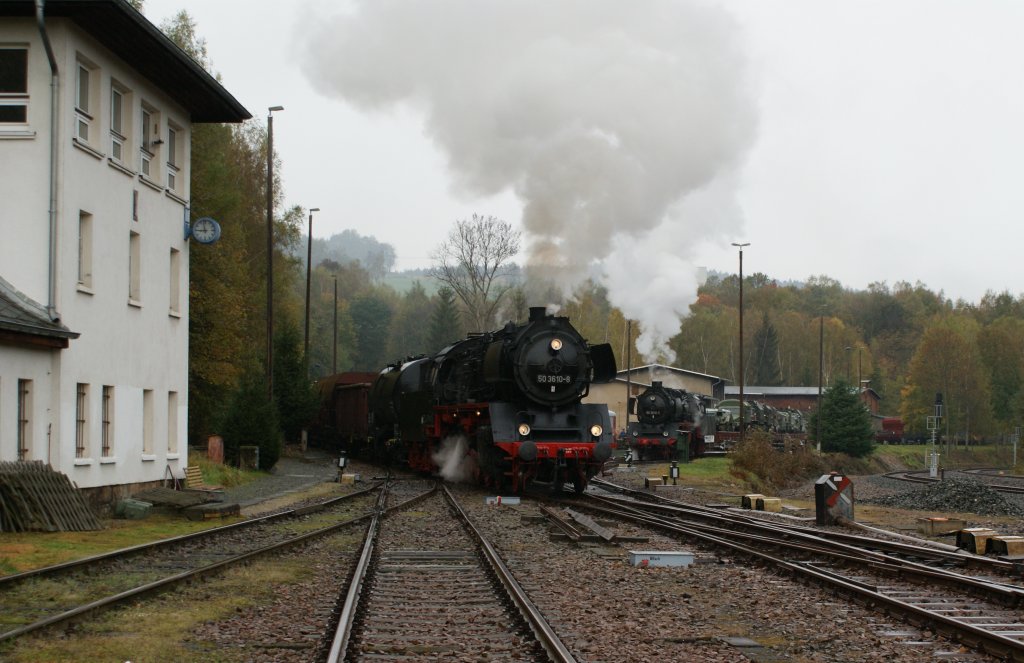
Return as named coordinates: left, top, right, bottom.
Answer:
left=3, top=0, right=251, bottom=123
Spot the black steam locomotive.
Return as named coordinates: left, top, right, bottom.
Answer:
left=627, top=381, right=710, bottom=460
left=368, top=307, right=617, bottom=492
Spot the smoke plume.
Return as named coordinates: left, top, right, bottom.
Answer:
left=304, top=0, right=758, bottom=360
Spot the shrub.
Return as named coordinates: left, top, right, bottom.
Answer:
left=730, top=431, right=825, bottom=492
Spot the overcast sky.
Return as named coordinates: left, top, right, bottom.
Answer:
left=145, top=0, right=1024, bottom=308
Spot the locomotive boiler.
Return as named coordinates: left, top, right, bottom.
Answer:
left=368, top=307, right=617, bottom=492
left=627, top=381, right=709, bottom=460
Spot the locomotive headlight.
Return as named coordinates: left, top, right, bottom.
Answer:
left=662, top=431, right=669, bottom=437
left=550, top=338, right=563, bottom=351
left=518, top=423, right=531, bottom=437
left=590, top=424, right=603, bottom=437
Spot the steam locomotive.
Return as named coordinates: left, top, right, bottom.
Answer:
left=627, top=381, right=711, bottom=460
left=365, top=307, right=617, bottom=492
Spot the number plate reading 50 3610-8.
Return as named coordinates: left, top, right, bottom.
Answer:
left=537, top=375, right=572, bottom=384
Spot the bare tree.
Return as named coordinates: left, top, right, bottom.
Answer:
left=431, top=214, right=521, bottom=332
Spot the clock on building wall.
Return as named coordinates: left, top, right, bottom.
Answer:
left=187, top=217, right=222, bottom=244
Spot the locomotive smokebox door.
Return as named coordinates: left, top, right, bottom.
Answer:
left=814, top=472, right=854, bottom=525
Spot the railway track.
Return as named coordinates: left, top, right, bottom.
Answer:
left=885, top=469, right=1024, bottom=494
left=583, top=478, right=1024, bottom=660
left=325, top=483, right=574, bottom=662
left=0, top=483, right=383, bottom=644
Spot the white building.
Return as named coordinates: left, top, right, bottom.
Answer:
left=0, top=1, right=249, bottom=500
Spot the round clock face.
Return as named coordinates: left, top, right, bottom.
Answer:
left=191, top=217, right=221, bottom=244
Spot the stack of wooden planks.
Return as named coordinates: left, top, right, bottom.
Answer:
left=0, top=461, right=102, bottom=532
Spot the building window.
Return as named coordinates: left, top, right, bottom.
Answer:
left=169, top=248, right=181, bottom=315
left=75, top=60, right=95, bottom=143
left=166, top=124, right=179, bottom=190
left=0, top=47, right=28, bottom=123
left=128, top=230, right=141, bottom=304
left=101, top=385, right=113, bottom=457
left=78, top=211, right=93, bottom=288
left=17, top=379, right=31, bottom=461
left=167, top=391, right=178, bottom=453
left=110, top=84, right=130, bottom=163
left=76, top=383, right=89, bottom=458
left=143, top=389, right=154, bottom=454
left=139, top=104, right=159, bottom=179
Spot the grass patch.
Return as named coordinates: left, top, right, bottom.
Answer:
left=0, top=558, right=306, bottom=662
left=871, top=443, right=1020, bottom=472
left=630, top=456, right=747, bottom=492
left=0, top=514, right=242, bottom=575
left=192, top=454, right=263, bottom=488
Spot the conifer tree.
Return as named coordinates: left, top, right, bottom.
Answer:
left=809, top=379, right=874, bottom=457
left=427, top=287, right=464, bottom=352
left=752, top=311, right=783, bottom=385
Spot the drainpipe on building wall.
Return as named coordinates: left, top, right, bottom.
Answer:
left=36, top=0, right=60, bottom=321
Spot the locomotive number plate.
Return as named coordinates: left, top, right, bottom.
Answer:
left=537, top=375, right=573, bottom=384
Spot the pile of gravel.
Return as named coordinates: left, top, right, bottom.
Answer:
left=864, top=477, right=1024, bottom=517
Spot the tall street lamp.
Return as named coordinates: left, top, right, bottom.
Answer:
left=266, top=105, right=284, bottom=400
left=304, top=207, right=320, bottom=373
left=732, top=242, right=749, bottom=441
left=817, top=307, right=825, bottom=452
left=332, top=274, right=338, bottom=374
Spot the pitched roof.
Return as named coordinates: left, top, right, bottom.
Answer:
left=618, top=363, right=723, bottom=382
left=725, top=385, right=881, bottom=399
left=2, top=0, right=250, bottom=122
left=0, top=276, right=79, bottom=346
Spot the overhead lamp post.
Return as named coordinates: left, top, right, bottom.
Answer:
left=266, top=105, right=284, bottom=400
left=304, top=206, right=320, bottom=373
left=817, top=307, right=825, bottom=452
left=332, top=275, right=338, bottom=374
left=732, top=242, right=749, bottom=442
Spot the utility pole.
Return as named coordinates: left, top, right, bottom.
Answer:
left=732, top=242, right=749, bottom=442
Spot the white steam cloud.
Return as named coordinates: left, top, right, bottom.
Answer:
left=431, top=435, right=477, bottom=484
left=303, top=0, right=758, bottom=360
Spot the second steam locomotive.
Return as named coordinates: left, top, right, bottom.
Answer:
left=366, top=307, right=617, bottom=492
left=627, top=381, right=711, bottom=460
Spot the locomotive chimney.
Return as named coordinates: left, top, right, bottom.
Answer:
left=529, top=306, right=547, bottom=321
left=652, top=381, right=662, bottom=388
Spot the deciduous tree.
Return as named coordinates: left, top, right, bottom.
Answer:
left=431, top=214, right=520, bottom=332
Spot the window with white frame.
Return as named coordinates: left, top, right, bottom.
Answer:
left=75, top=58, right=96, bottom=144
left=78, top=211, right=93, bottom=288
left=143, top=389, right=154, bottom=454
left=128, top=230, right=141, bottom=304
left=166, top=123, right=180, bottom=190
left=17, top=379, right=31, bottom=461
left=0, top=47, right=28, bottom=123
left=101, top=385, right=113, bottom=457
left=139, top=103, right=159, bottom=179
left=169, top=247, right=181, bottom=314
left=76, top=383, right=89, bottom=458
left=110, top=83, right=131, bottom=163
left=167, top=391, right=178, bottom=454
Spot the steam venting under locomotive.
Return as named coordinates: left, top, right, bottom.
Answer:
left=627, top=381, right=710, bottom=460
left=368, top=306, right=617, bottom=492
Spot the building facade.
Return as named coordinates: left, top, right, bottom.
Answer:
left=0, top=1, right=248, bottom=497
